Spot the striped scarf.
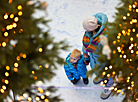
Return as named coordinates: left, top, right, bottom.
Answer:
left=82, top=28, right=106, bottom=52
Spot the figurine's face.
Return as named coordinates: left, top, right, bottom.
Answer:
left=70, top=56, right=80, bottom=63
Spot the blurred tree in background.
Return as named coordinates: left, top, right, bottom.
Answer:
left=88, top=0, right=138, bottom=102
left=0, top=0, right=69, bottom=101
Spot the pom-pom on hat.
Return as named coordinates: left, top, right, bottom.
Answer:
left=82, top=16, right=99, bottom=31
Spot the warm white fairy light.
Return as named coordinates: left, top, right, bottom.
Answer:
left=102, top=72, right=106, bottom=76
left=114, top=88, right=117, bottom=91
left=132, top=28, right=136, bottom=32
left=131, top=50, right=134, bottom=53
left=13, top=23, right=17, bottom=28
left=45, top=91, right=50, bottom=96
left=5, top=72, right=9, bottom=77
left=17, top=5, right=22, bottom=10
left=130, top=37, right=133, bottom=41
left=41, top=95, right=45, bottom=99
left=6, top=66, right=10, bottom=70
left=14, top=17, right=19, bottom=22
left=44, top=99, right=49, bottom=102
left=128, top=86, right=131, bottom=89
left=127, top=13, right=130, bottom=16
left=123, top=55, right=126, bottom=58
left=14, top=62, right=19, bottom=67
left=38, top=81, right=42, bottom=85
left=23, top=93, right=27, bottom=98
left=2, top=42, right=6, bottom=47
left=5, top=80, right=9, bottom=84
left=4, top=13, right=8, bottom=19
left=39, top=48, right=43, bottom=52
left=32, top=71, right=35, bottom=74
left=117, top=90, right=121, bottom=93
left=4, top=32, right=8, bottom=37
left=123, top=16, right=126, bottom=20
left=35, top=97, right=40, bottom=101
left=105, top=67, right=108, bottom=70
left=2, top=85, right=6, bottom=90
left=28, top=97, right=32, bottom=101
left=45, top=64, right=49, bottom=68
left=0, top=89, right=4, bottom=93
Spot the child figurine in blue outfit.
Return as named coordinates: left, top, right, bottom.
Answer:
left=64, top=49, right=90, bottom=85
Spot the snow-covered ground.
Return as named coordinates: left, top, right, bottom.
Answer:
left=37, top=0, right=125, bottom=102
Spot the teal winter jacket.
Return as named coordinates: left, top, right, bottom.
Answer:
left=64, top=53, right=90, bottom=81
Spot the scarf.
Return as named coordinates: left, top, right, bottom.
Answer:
left=82, top=28, right=107, bottom=52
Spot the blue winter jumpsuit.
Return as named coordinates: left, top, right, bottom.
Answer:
left=64, top=53, right=90, bottom=81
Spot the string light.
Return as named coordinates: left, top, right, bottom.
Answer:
left=34, top=76, right=37, bottom=80
left=5, top=80, right=9, bottom=84
left=123, top=16, right=126, bottom=20
left=38, top=87, right=44, bottom=93
left=102, top=72, right=106, bottom=76
left=112, top=71, right=115, bottom=75
left=45, top=64, right=49, bottom=68
left=113, top=50, right=116, bottom=54
left=38, top=81, right=42, bottom=85
left=10, top=14, right=14, bottom=19
left=18, top=11, right=23, bottom=16
left=41, top=95, right=45, bottom=99
left=2, top=42, right=6, bottom=47
left=5, top=72, right=9, bottom=77
left=35, top=97, right=40, bottom=101
left=4, top=13, right=8, bottom=19
left=120, top=54, right=122, bottom=58
left=22, top=54, right=26, bottom=58
left=136, top=9, right=138, bottom=12
left=136, top=51, right=138, bottom=54
left=107, top=74, right=110, bottom=77
left=117, top=90, right=121, bottom=93
left=16, top=56, right=20, bottom=61
left=109, top=65, right=112, bottom=69
left=39, top=65, right=42, bottom=68
left=17, top=5, right=22, bottom=10
left=127, top=13, right=130, bottom=16
left=45, top=92, right=50, bottom=96
left=6, top=66, right=10, bottom=70
left=132, top=28, right=135, bottom=32
left=44, top=99, right=49, bottom=102
left=2, top=85, right=6, bottom=90
left=13, top=23, right=17, bottom=28
left=14, top=68, right=18, bottom=72
left=14, top=62, right=19, bottom=67
left=105, top=67, right=108, bottom=70
left=32, top=71, right=35, bottom=74
left=28, top=97, right=32, bottom=101
left=39, top=48, right=43, bottom=52
left=14, top=17, right=19, bottom=22
left=123, top=55, right=126, bottom=58
left=4, top=32, right=8, bottom=37
left=130, top=37, right=133, bottom=41
left=0, top=89, right=4, bottom=93
left=8, top=0, right=12, bottom=4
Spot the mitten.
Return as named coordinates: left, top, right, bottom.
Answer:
left=84, top=60, right=90, bottom=65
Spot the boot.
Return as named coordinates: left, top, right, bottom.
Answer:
left=72, top=78, right=80, bottom=84
left=83, top=78, right=89, bottom=85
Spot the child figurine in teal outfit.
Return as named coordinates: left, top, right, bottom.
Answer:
left=64, top=49, right=90, bottom=85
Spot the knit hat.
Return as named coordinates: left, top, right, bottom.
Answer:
left=82, top=16, right=99, bottom=31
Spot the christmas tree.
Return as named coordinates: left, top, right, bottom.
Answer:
left=0, top=0, right=69, bottom=102
left=88, top=0, right=138, bottom=102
